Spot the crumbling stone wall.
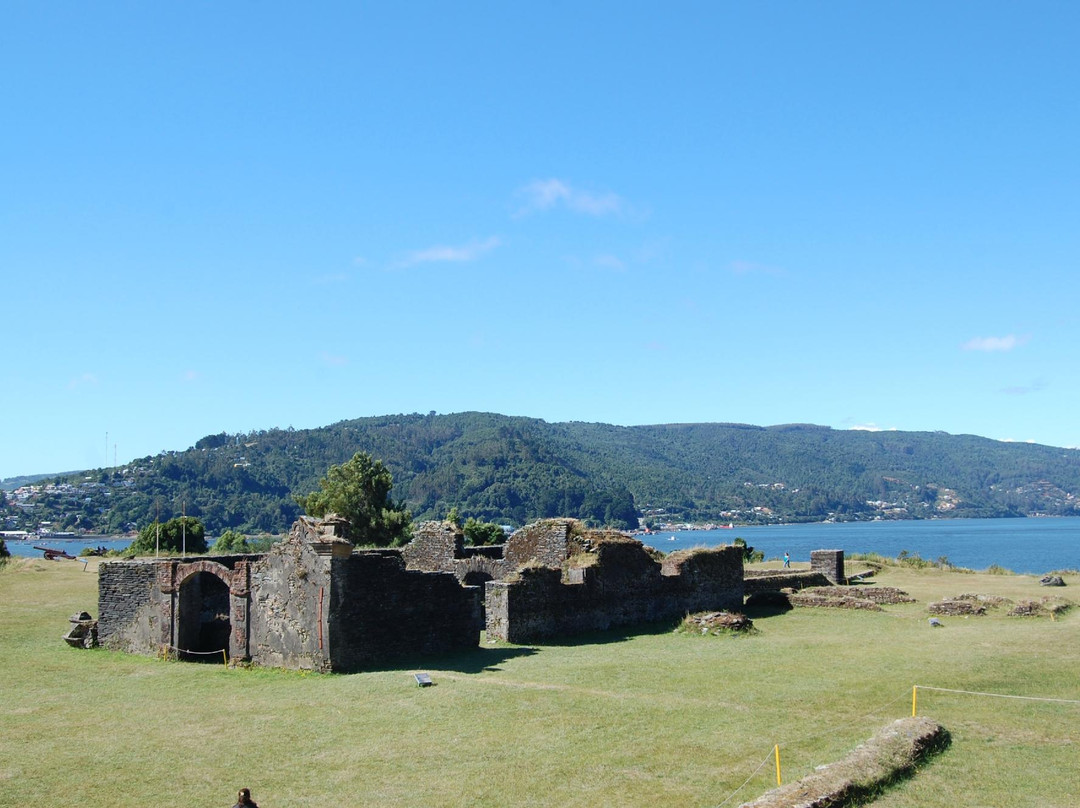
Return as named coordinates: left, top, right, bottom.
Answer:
left=743, top=569, right=832, bottom=596
left=328, top=550, right=481, bottom=672
left=97, top=515, right=480, bottom=672
left=486, top=537, right=744, bottom=643
left=403, top=521, right=511, bottom=584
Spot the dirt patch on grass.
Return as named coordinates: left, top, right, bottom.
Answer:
left=738, top=717, right=950, bottom=808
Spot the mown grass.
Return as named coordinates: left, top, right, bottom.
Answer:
left=2, top=557, right=1078, bottom=807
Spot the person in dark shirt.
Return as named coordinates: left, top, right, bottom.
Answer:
left=233, top=787, right=258, bottom=807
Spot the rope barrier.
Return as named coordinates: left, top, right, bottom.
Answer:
left=914, top=684, right=1080, bottom=706
left=713, top=749, right=775, bottom=807
left=159, top=644, right=229, bottom=668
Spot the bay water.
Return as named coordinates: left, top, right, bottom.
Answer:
left=7, top=517, right=1078, bottom=574
left=642, top=517, right=1079, bottom=575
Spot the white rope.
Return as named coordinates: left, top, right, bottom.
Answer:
left=162, top=644, right=226, bottom=656
left=915, top=685, right=1080, bottom=705
left=713, top=750, right=775, bottom=808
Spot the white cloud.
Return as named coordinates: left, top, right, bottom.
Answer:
left=849, top=423, right=897, bottom=433
left=962, top=334, right=1029, bottom=352
left=516, top=179, right=624, bottom=217
left=182, top=370, right=199, bottom=383
left=399, top=236, right=501, bottom=267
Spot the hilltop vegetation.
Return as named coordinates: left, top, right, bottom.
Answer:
left=4, top=412, right=1080, bottom=536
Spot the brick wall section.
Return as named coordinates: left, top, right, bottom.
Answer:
left=811, top=549, right=845, bottom=584
left=403, top=521, right=511, bottom=583
left=486, top=542, right=744, bottom=643
left=504, top=519, right=576, bottom=569
left=98, top=560, right=161, bottom=652
left=327, top=550, right=481, bottom=672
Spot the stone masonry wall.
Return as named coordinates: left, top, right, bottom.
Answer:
left=811, top=549, right=845, bottom=584
left=98, top=560, right=162, bottom=652
left=327, top=550, right=481, bottom=672
left=403, top=521, right=512, bottom=584
left=486, top=541, right=744, bottom=643
left=743, top=570, right=832, bottom=595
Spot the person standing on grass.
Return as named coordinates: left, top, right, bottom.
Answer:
left=233, top=787, right=259, bottom=807
left=783, top=552, right=791, bottom=568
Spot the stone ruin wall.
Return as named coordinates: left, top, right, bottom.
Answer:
left=485, top=533, right=745, bottom=643
left=97, top=515, right=480, bottom=672
left=98, top=513, right=841, bottom=670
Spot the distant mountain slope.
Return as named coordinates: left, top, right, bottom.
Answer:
left=4, top=413, right=1079, bottom=535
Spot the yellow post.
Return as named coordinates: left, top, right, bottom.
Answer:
left=774, top=744, right=781, bottom=786
left=912, top=685, right=918, bottom=717
left=222, top=650, right=228, bottom=669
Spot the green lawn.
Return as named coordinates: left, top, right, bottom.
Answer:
left=2, top=557, right=1078, bottom=808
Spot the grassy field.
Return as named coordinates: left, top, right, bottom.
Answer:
left=2, top=557, right=1078, bottom=808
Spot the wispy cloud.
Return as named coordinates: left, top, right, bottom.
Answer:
left=849, top=423, right=897, bottom=433
left=515, top=179, right=624, bottom=217
left=962, top=334, right=1030, bottom=352
left=181, top=370, right=199, bottom=383
left=68, top=373, right=99, bottom=390
left=399, top=236, right=501, bottom=268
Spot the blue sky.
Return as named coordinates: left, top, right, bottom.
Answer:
left=3, top=2, right=1079, bottom=479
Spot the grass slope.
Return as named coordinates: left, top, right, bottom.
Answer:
left=1, top=558, right=1078, bottom=808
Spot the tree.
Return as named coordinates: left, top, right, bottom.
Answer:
left=210, top=529, right=251, bottom=553
left=129, top=516, right=207, bottom=555
left=463, top=517, right=506, bottom=546
left=296, top=451, right=411, bottom=546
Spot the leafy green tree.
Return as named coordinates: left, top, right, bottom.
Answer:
left=129, top=516, right=207, bottom=555
left=296, top=451, right=411, bottom=546
left=463, top=517, right=506, bottom=546
left=210, top=529, right=251, bottom=553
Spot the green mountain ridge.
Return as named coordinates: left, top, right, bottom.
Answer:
left=4, top=412, right=1080, bottom=535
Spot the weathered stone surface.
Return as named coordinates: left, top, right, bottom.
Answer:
left=738, top=717, right=950, bottom=808
left=486, top=537, right=744, bottom=643
left=97, top=515, right=480, bottom=672
left=1040, top=575, right=1065, bottom=587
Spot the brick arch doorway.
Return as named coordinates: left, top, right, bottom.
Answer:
left=176, top=570, right=232, bottom=662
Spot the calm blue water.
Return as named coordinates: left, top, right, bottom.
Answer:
left=640, top=517, right=1080, bottom=575
left=6, top=518, right=1078, bottom=574
left=5, top=537, right=133, bottom=559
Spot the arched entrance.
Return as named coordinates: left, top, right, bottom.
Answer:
left=176, top=571, right=232, bottom=662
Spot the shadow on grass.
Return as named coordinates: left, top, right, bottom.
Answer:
left=363, top=642, right=541, bottom=675
left=528, top=618, right=682, bottom=648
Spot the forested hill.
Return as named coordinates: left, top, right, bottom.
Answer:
left=5, top=412, right=1080, bottom=535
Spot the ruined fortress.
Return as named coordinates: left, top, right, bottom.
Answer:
left=97, top=516, right=842, bottom=672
